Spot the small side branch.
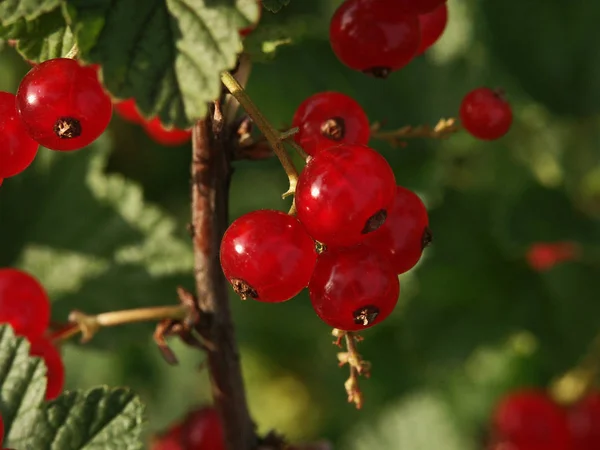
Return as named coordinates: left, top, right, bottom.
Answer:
left=333, top=329, right=371, bottom=409
left=371, top=118, right=460, bottom=147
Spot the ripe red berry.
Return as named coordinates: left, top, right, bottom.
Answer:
left=329, top=0, right=421, bottom=78
left=409, top=0, right=447, bottom=14
left=183, top=407, right=224, bottom=450
left=143, top=118, right=192, bottom=146
left=364, top=185, right=431, bottom=274
left=526, top=242, right=580, bottom=272
left=114, top=99, right=143, bottom=124
left=150, top=423, right=183, bottom=450
left=0, top=91, right=39, bottom=178
left=416, top=3, right=448, bottom=55
left=292, top=92, right=370, bottom=156
left=16, top=58, right=113, bottom=151
left=492, top=389, right=570, bottom=450
left=459, top=87, right=513, bottom=140
left=220, top=210, right=317, bottom=302
left=0, top=268, right=50, bottom=340
left=295, top=144, right=396, bottom=247
left=569, top=392, right=600, bottom=450
left=28, top=337, right=64, bottom=400
left=309, top=245, right=399, bottom=331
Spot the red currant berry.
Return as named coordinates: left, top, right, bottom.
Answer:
left=309, top=245, right=399, bottom=331
left=526, top=242, right=580, bottom=272
left=220, top=210, right=317, bottom=302
left=28, top=336, right=65, bottom=400
left=292, top=92, right=370, bottom=156
left=295, top=144, right=396, bottom=247
left=492, top=389, right=570, bottom=450
left=569, top=392, right=600, bottom=450
left=416, top=3, right=448, bottom=55
left=364, top=185, right=431, bottom=274
left=114, top=99, right=143, bottom=124
left=150, top=423, right=183, bottom=450
left=143, top=118, right=191, bottom=146
left=16, top=58, right=113, bottom=151
left=459, top=87, right=513, bottom=140
left=183, top=407, right=224, bottom=450
left=0, top=91, right=39, bottom=178
left=409, top=0, right=447, bottom=15
left=0, top=268, right=50, bottom=339
left=329, top=0, right=421, bottom=78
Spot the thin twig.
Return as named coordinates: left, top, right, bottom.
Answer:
left=220, top=71, right=299, bottom=203
left=371, top=117, right=460, bottom=147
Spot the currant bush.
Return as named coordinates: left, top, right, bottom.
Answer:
left=416, top=3, right=448, bottom=55
left=28, top=336, right=65, bottom=400
left=220, top=210, right=318, bottom=302
left=364, top=185, right=431, bottom=274
left=0, top=268, right=50, bottom=340
left=492, top=389, right=570, bottom=450
left=569, top=392, right=600, bottom=450
left=295, top=143, right=396, bottom=247
left=329, top=0, right=421, bottom=77
left=16, top=58, right=113, bottom=151
left=0, top=91, right=39, bottom=179
left=309, top=245, right=399, bottom=331
left=292, top=91, right=370, bottom=156
left=460, top=87, right=513, bottom=140
left=143, top=118, right=192, bottom=146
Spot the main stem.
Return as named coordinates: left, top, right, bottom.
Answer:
left=191, top=116, right=256, bottom=449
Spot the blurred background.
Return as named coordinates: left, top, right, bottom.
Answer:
left=1, top=0, right=600, bottom=448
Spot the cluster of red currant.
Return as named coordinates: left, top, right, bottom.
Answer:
left=150, top=406, right=224, bottom=450
left=0, top=268, right=64, bottom=401
left=490, top=389, right=600, bottom=450
left=221, top=89, right=431, bottom=331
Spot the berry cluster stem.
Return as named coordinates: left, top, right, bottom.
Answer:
left=220, top=70, right=299, bottom=204
left=334, top=329, right=371, bottom=409
left=371, top=117, right=460, bottom=146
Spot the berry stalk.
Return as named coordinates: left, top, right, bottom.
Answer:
left=371, top=117, right=460, bottom=146
left=220, top=70, right=299, bottom=205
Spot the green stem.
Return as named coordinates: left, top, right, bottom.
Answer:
left=220, top=71, right=299, bottom=200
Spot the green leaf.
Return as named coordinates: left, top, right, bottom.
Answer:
left=0, top=0, right=60, bottom=26
left=64, top=0, right=260, bottom=128
left=16, top=387, right=145, bottom=450
left=0, top=8, right=74, bottom=62
left=345, top=392, right=476, bottom=450
left=0, top=137, right=194, bottom=348
left=262, top=0, right=291, bottom=13
left=0, top=326, right=46, bottom=444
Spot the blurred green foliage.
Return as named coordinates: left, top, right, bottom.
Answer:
left=1, top=0, right=600, bottom=448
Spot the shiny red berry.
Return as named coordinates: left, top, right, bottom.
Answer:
left=183, top=407, right=224, bottom=450
left=409, top=0, right=447, bottom=14
left=28, top=336, right=64, bottom=400
left=329, top=0, right=421, bottom=78
left=143, top=118, right=191, bottom=146
left=114, top=99, right=143, bottom=124
left=526, top=242, right=580, bottom=272
left=0, top=268, right=50, bottom=340
left=460, top=87, right=513, bottom=140
left=295, top=144, right=396, bottom=247
left=16, top=58, right=113, bottom=151
left=569, top=392, right=600, bottom=450
left=416, top=3, right=448, bottom=55
left=292, top=92, right=370, bottom=156
left=364, top=185, right=431, bottom=274
left=492, top=389, right=570, bottom=450
left=0, top=91, right=39, bottom=178
left=150, top=423, right=184, bottom=450
left=309, top=245, right=399, bottom=331
left=220, top=210, right=317, bottom=302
